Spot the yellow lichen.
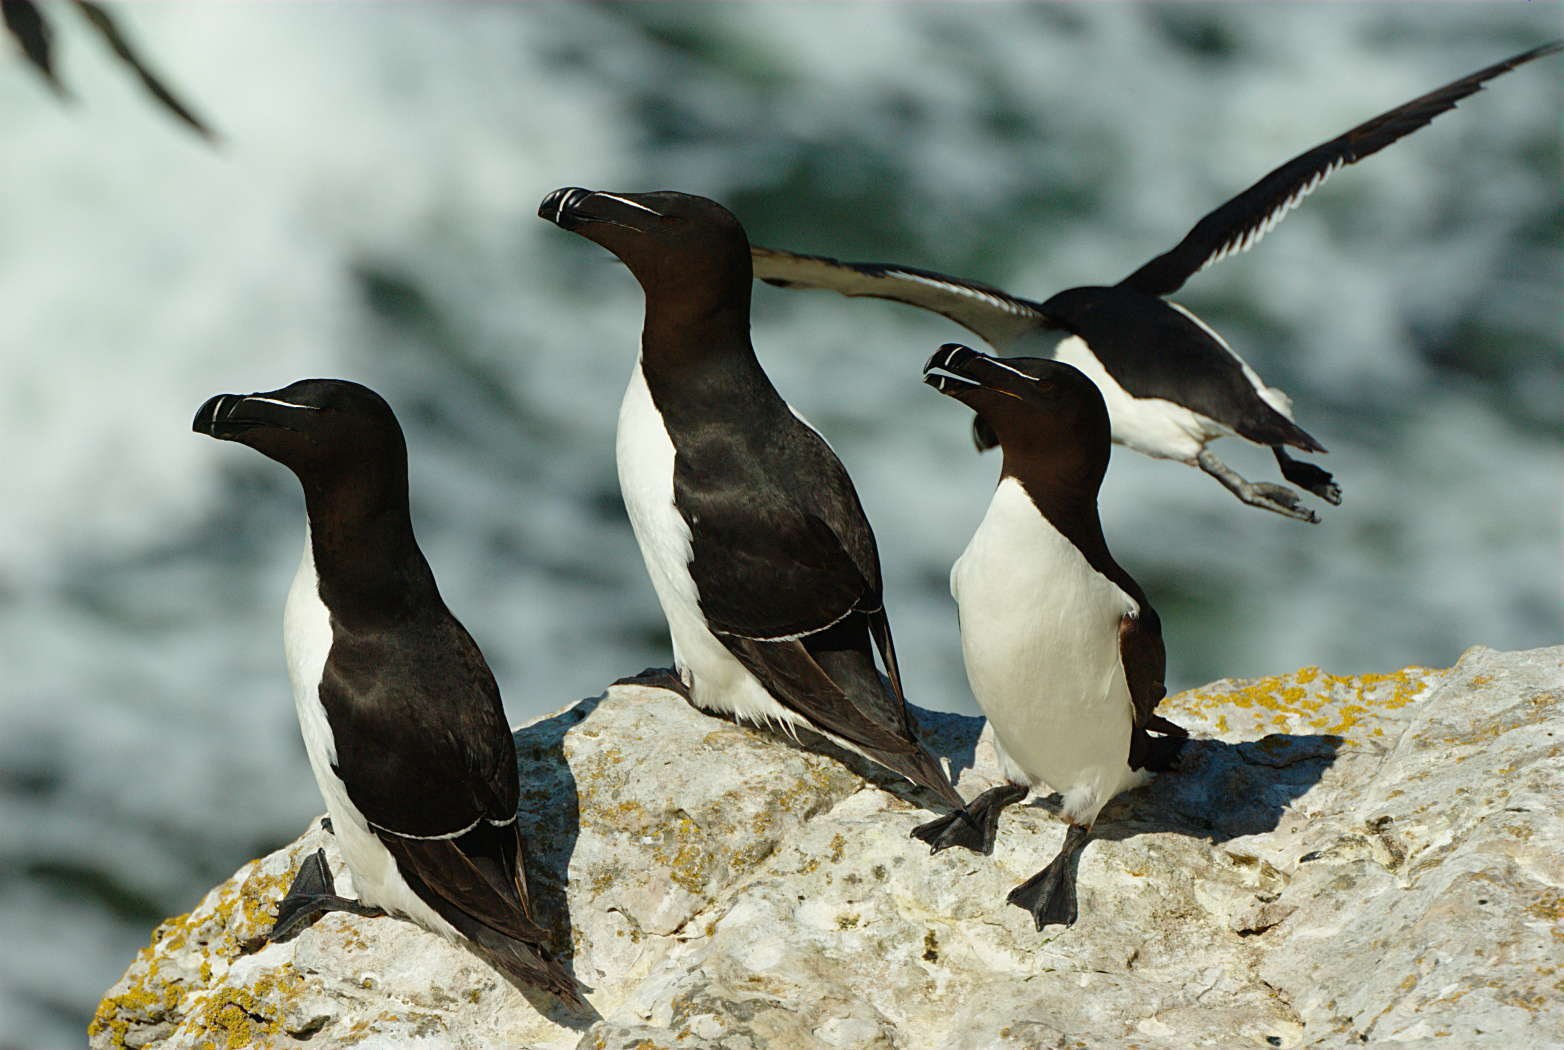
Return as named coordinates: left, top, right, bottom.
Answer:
left=189, top=964, right=305, bottom=1050
left=1168, top=664, right=1432, bottom=741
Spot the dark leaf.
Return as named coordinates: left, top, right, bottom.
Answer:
left=3, top=0, right=67, bottom=95
left=71, top=0, right=216, bottom=140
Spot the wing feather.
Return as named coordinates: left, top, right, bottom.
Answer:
left=1122, top=41, right=1563, bottom=297
left=753, top=245, right=1053, bottom=350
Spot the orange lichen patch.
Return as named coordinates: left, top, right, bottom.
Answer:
left=1167, top=665, right=1434, bottom=742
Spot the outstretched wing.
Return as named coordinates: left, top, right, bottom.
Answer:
left=752, top=245, right=1054, bottom=351
left=1121, top=41, right=1563, bottom=298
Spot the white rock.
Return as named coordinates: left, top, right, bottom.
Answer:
left=91, top=646, right=1564, bottom=1049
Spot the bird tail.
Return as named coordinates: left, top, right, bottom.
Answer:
left=865, top=739, right=966, bottom=812
left=463, top=923, right=595, bottom=1015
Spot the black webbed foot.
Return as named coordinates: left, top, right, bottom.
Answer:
left=319, top=816, right=334, bottom=834
left=912, top=783, right=1029, bottom=855
left=1198, top=449, right=1319, bottom=523
left=1007, top=824, right=1091, bottom=930
left=1273, top=447, right=1342, bottom=505
left=612, top=665, right=692, bottom=700
left=241, top=848, right=385, bottom=952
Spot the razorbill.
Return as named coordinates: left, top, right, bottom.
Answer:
left=193, top=380, right=585, bottom=1008
left=752, top=41, right=1562, bottom=523
left=538, top=186, right=963, bottom=812
left=912, top=344, right=1186, bottom=929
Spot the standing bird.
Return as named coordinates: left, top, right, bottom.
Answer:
left=538, top=187, right=962, bottom=812
left=752, top=41, right=1563, bottom=522
left=912, top=344, right=1185, bottom=929
left=193, top=380, right=584, bottom=1009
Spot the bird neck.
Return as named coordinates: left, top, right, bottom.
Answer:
left=300, top=473, right=438, bottom=623
left=639, top=297, right=768, bottom=394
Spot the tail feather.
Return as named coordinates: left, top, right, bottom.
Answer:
left=463, top=923, right=593, bottom=1014
left=866, top=740, right=964, bottom=811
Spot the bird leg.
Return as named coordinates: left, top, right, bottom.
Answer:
left=612, top=665, right=692, bottom=700
left=1273, top=447, right=1342, bottom=505
left=912, top=782, right=1029, bottom=855
left=1008, top=823, right=1092, bottom=930
left=243, top=848, right=385, bottom=951
left=1197, top=448, right=1319, bottom=523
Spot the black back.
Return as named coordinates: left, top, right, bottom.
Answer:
left=1041, top=285, right=1324, bottom=452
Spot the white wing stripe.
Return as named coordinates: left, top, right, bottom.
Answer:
left=1199, top=157, right=1347, bottom=274
left=373, top=814, right=487, bottom=841
left=884, top=269, right=1032, bottom=317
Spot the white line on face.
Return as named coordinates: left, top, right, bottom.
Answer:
left=591, top=192, right=663, bottom=217
left=973, top=355, right=1036, bottom=382
left=211, top=395, right=225, bottom=425
left=242, top=396, right=323, bottom=412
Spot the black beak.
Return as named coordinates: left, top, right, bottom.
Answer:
left=922, top=343, right=985, bottom=397
left=539, top=186, right=593, bottom=230
left=538, top=187, right=662, bottom=233
left=193, top=393, right=310, bottom=440
left=193, top=393, right=253, bottom=439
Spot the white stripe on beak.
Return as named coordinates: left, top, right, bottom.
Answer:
left=590, top=192, right=663, bottom=217
left=243, top=396, right=322, bottom=412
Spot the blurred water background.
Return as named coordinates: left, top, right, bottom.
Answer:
left=1, top=3, right=1559, bottom=1043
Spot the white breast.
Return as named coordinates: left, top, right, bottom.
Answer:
left=615, top=359, right=797, bottom=729
left=950, top=477, right=1148, bottom=826
left=1049, top=334, right=1228, bottom=462
left=281, top=530, right=458, bottom=938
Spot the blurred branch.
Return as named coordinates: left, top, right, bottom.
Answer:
left=3, top=0, right=216, bottom=140
left=2, top=0, right=63, bottom=95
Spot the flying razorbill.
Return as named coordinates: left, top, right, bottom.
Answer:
left=752, top=41, right=1563, bottom=523
left=912, top=344, right=1186, bottom=929
left=539, top=186, right=963, bottom=813
left=193, top=380, right=585, bottom=1009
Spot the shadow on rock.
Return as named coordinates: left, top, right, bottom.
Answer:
left=508, top=693, right=603, bottom=1016
left=665, top=690, right=987, bottom=817
left=1088, top=732, right=1345, bottom=844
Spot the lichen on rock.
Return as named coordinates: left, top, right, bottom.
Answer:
left=92, top=645, right=1564, bottom=1049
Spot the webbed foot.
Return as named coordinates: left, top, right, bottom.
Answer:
left=241, top=848, right=385, bottom=952
left=1007, top=824, right=1091, bottom=930
left=912, top=783, right=1029, bottom=855
left=1274, top=447, right=1342, bottom=505
left=612, top=665, right=692, bottom=700
left=1198, top=449, right=1319, bottom=523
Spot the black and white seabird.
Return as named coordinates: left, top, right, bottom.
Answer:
left=193, top=380, right=584, bottom=1008
left=752, top=42, right=1563, bottom=523
left=912, top=344, right=1186, bottom=929
left=538, top=186, right=963, bottom=812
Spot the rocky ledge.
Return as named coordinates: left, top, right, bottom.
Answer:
left=92, top=645, right=1562, bottom=1049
